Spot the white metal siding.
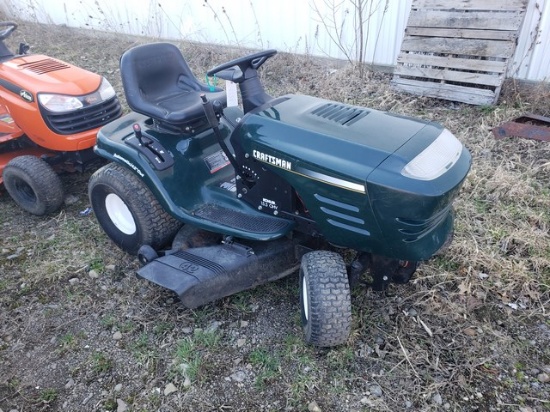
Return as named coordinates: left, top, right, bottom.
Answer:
left=1, top=0, right=547, bottom=81
left=511, top=0, right=549, bottom=80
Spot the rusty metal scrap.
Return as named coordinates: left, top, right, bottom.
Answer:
left=492, top=113, right=550, bottom=142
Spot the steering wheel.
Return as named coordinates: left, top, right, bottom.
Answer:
left=207, top=49, right=277, bottom=83
left=0, top=22, right=18, bottom=41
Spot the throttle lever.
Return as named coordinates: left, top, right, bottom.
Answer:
left=133, top=123, right=152, bottom=146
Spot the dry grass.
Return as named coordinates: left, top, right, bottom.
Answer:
left=0, top=20, right=549, bottom=412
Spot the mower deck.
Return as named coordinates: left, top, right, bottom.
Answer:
left=137, top=232, right=307, bottom=308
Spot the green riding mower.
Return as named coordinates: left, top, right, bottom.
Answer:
left=88, top=43, right=471, bottom=347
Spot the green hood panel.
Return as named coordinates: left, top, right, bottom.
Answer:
left=235, top=94, right=437, bottom=184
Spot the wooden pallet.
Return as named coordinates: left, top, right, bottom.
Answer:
left=391, top=0, right=528, bottom=105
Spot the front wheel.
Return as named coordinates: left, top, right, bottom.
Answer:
left=299, top=251, right=352, bottom=347
left=88, top=163, right=181, bottom=255
left=3, top=155, right=64, bottom=216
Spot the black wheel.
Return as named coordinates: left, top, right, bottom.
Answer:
left=3, top=155, right=64, bottom=216
left=299, top=251, right=352, bottom=347
left=137, top=245, right=158, bottom=266
left=88, top=163, right=181, bottom=255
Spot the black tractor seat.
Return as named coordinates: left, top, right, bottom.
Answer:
left=120, top=42, right=227, bottom=132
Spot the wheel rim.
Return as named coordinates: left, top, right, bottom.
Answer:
left=302, top=276, right=309, bottom=322
left=105, top=193, right=136, bottom=235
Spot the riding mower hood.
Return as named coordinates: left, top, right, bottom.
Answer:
left=89, top=43, right=471, bottom=347
left=0, top=22, right=122, bottom=215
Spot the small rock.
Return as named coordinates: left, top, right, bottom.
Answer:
left=64, top=378, right=75, bottom=389
left=182, top=327, right=193, bottom=334
left=88, top=269, right=99, bottom=279
left=112, top=331, right=122, bottom=340
left=68, top=278, right=79, bottom=285
left=463, top=328, right=476, bottom=336
left=407, top=308, right=418, bottom=317
left=179, top=362, right=189, bottom=376
left=308, top=401, right=322, bottom=412
left=114, top=383, right=122, bottom=392
left=537, top=373, right=550, bottom=383
left=240, top=320, right=249, bottom=328
left=116, top=398, right=128, bottom=412
left=432, top=393, right=443, bottom=405
left=479, top=149, right=492, bottom=159
left=105, top=264, right=116, bottom=271
left=236, top=338, right=246, bottom=348
left=64, top=194, right=79, bottom=205
left=206, top=321, right=221, bottom=333
left=164, top=382, right=177, bottom=395
left=360, top=397, right=375, bottom=406
left=405, top=400, right=412, bottom=408
left=183, top=377, right=192, bottom=388
left=369, top=384, right=383, bottom=398
left=230, top=371, right=246, bottom=382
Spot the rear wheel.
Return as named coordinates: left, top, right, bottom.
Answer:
left=3, top=155, right=64, bottom=215
left=299, top=250, right=352, bottom=347
left=88, top=163, right=181, bottom=255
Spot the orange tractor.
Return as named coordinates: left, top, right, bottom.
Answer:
left=0, top=21, right=122, bottom=215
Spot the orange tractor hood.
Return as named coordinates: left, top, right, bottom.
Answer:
left=1, top=54, right=101, bottom=95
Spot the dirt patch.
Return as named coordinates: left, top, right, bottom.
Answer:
left=0, top=20, right=549, bottom=412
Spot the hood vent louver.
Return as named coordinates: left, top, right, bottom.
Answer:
left=311, top=103, right=369, bottom=126
left=19, top=58, right=70, bottom=74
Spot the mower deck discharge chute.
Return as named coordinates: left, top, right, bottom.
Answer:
left=89, top=43, right=471, bottom=347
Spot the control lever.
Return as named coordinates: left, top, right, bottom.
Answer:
left=126, top=123, right=174, bottom=171
left=133, top=123, right=153, bottom=146
left=200, top=94, right=245, bottom=180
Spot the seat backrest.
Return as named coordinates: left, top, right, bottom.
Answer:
left=120, top=42, right=227, bottom=130
left=120, top=43, right=199, bottom=106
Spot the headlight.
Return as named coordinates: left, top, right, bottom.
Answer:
left=38, top=77, right=116, bottom=113
left=38, top=93, right=83, bottom=112
left=97, top=77, right=116, bottom=100
left=401, top=128, right=463, bottom=181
